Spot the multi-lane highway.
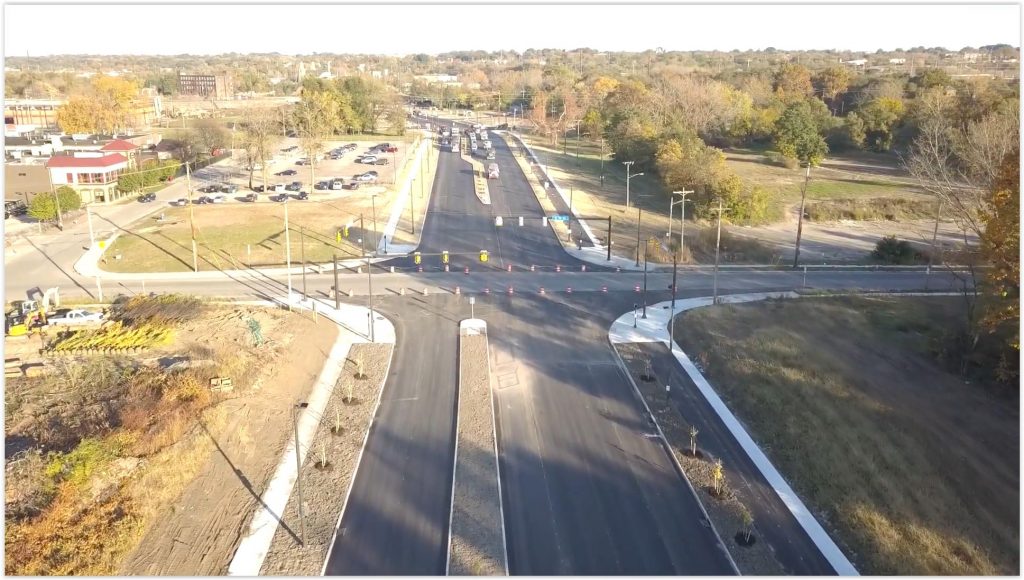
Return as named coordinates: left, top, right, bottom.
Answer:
left=4, top=114, right=964, bottom=576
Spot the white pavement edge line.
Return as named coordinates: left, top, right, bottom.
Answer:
left=608, top=340, right=741, bottom=575
left=445, top=321, right=469, bottom=574
left=318, top=321, right=398, bottom=576
left=486, top=324, right=510, bottom=576
left=611, top=291, right=862, bottom=576
left=378, top=136, right=430, bottom=255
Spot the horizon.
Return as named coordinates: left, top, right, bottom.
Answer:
left=4, top=4, right=1020, bottom=58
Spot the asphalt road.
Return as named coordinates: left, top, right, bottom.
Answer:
left=486, top=291, right=736, bottom=574
left=322, top=296, right=461, bottom=574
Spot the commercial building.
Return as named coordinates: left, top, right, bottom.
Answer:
left=178, top=72, right=234, bottom=99
left=45, top=152, right=130, bottom=204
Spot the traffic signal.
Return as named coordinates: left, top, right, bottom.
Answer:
left=414, top=252, right=422, bottom=265
left=442, top=250, right=450, bottom=264
left=336, top=230, right=342, bottom=243
left=479, top=250, right=489, bottom=263
left=343, top=226, right=350, bottom=238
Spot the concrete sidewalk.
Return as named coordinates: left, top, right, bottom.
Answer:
left=608, top=292, right=859, bottom=576
left=227, top=294, right=395, bottom=576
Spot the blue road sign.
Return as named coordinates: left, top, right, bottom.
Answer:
left=549, top=214, right=570, bottom=222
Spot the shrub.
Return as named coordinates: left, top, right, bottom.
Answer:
left=872, top=235, right=921, bottom=264
left=111, top=294, right=204, bottom=326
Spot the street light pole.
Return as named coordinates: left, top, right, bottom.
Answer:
left=300, top=226, right=307, bottom=300
left=642, top=244, right=648, bottom=318
left=371, top=195, right=378, bottom=256
left=623, top=161, right=643, bottom=209
left=284, top=197, right=293, bottom=303
left=669, top=250, right=678, bottom=351
left=575, top=119, right=581, bottom=166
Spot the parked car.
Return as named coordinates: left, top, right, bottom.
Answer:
left=285, top=182, right=302, bottom=191
left=372, top=158, right=390, bottom=165
left=48, top=309, right=104, bottom=325
left=221, top=184, right=238, bottom=193
left=211, top=194, right=227, bottom=204
left=358, top=155, right=378, bottom=164
left=315, top=180, right=331, bottom=190
left=277, top=169, right=298, bottom=176
left=175, top=198, right=189, bottom=206
left=382, top=145, right=398, bottom=153
left=138, top=192, right=156, bottom=203
left=245, top=193, right=258, bottom=202
left=195, top=196, right=210, bottom=205
left=199, top=185, right=219, bottom=193
left=343, top=143, right=358, bottom=150
left=271, top=184, right=286, bottom=193
left=344, top=181, right=361, bottom=190
left=252, top=185, right=266, bottom=192
left=330, top=180, right=344, bottom=190
left=272, top=193, right=289, bottom=202
left=296, top=159, right=308, bottom=166
left=297, top=191, right=309, bottom=200
left=352, top=173, right=378, bottom=183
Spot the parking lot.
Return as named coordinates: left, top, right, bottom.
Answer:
left=185, top=137, right=413, bottom=205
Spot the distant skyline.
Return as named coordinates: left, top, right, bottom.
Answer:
left=4, top=3, right=1020, bottom=58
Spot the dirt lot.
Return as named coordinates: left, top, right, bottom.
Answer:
left=104, top=134, right=433, bottom=273
left=4, top=298, right=339, bottom=575
left=259, top=342, right=393, bottom=576
left=673, top=295, right=1019, bottom=575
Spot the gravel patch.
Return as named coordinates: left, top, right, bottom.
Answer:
left=616, top=343, right=784, bottom=576
left=258, top=343, right=394, bottom=576
left=448, top=332, right=506, bottom=576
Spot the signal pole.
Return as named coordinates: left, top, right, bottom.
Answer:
left=710, top=198, right=729, bottom=305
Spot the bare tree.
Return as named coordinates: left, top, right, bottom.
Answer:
left=241, top=108, right=280, bottom=192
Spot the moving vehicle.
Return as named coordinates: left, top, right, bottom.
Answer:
left=487, top=163, right=500, bottom=179
left=48, top=309, right=104, bottom=326
left=486, top=150, right=496, bottom=160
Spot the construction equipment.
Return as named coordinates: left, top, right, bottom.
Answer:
left=6, top=287, right=60, bottom=336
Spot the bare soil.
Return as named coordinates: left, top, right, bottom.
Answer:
left=259, top=342, right=393, bottom=576
left=674, top=296, right=1019, bottom=575
left=118, top=308, right=339, bottom=575
left=448, top=332, right=505, bottom=576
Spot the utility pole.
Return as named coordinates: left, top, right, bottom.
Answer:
left=366, top=254, right=375, bottom=342
left=669, top=190, right=693, bottom=255
left=185, top=162, right=198, bottom=272
left=284, top=198, right=293, bottom=303
left=292, top=402, right=308, bottom=546
left=927, top=197, right=942, bottom=290
left=642, top=244, right=649, bottom=318
left=575, top=119, right=582, bottom=166
left=359, top=214, right=365, bottom=256
left=635, top=205, right=642, bottom=267
left=669, top=250, right=678, bottom=351
left=333, top=253, right=340, bottom=310
left=711, top=198, right=729, bottom=305
left=606, top=216, right=613, bottom=261
left=85, top=204, right=95, bottom=247
left=371, top=195, right=378, bottom=255
left=300, top=226, right=307, bottom=300
left=599, top=138, right=606, bottom=188
left=793, top=162, right=811, bottom=268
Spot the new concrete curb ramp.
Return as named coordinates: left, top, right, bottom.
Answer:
left=226, top=295, right=396, bottom=576
left=609, top=292, right=860, bottom=576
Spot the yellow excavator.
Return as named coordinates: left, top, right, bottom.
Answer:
left=5, top=287, right=59, bottom=337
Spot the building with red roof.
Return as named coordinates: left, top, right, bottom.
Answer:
left=45, top=152, right=129, bottom=204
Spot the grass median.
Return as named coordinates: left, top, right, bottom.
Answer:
left=674, top=295, right=1019, bottom=575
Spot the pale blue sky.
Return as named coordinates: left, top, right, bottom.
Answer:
left=4, top=3, right=1020, bottom=57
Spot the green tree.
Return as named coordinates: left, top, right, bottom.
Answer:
left=815, top=66, right=851, bottom=112
left=27, top=187, right=81, bottom=223
left=774, top=100, right=829, bottom=267
left=847, top=97, right=905, bottom=151
left=294, top=90, right=340, bottom=190
left=980, top=147, right=1020, bottom=355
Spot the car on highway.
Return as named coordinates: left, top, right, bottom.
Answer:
left=486, top=150, right=496, bottom=160
left=277, top=169, right=298, bottom=176
left=138, top=192, right=157, bottom=203
left=285, top=182, right=302, bottom=191
left=48, top=309, right=104, bottom=325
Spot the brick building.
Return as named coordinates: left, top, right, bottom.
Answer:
left=177, top=72, right=234, bottom=99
